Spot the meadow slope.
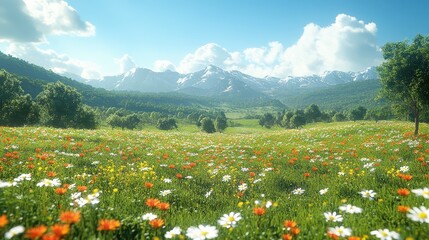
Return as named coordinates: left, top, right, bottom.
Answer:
left=0, top=121, right=428, bottom=239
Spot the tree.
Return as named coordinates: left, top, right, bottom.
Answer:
left=290, top=110, right=306, bottom=128
left=73, top=105, right=97, bottom=129
left=123, top=114, right=141, bottom=130
left=156, top=118, right=178, bottom=130
left=282, top=111, right=294, bottom=128
left=259, top=113, right=275, bottom=129
left=332, top=112, right=347, bottom=122
left=304, top=104, right=322, bottom=123
left=201, top=117, right=216, bottom=133
left=349, top=106, right=367, bottom=121
left=377, top=34, right=429, bottom=135
left=37, top=81, right=83, bottom=128
left=0, top=71, right=39, bottom=126
left=215, top=116, right=228, bottom=132
left=107, top=113, right=123, bottom=129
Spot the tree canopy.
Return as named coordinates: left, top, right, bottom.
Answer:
left=377, top=34, right=429, bottom=135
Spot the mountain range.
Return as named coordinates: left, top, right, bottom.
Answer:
left=77, top=65, right=379, bottom=97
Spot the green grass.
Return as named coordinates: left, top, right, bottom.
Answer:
left=0, top=121, right=428, bottom=239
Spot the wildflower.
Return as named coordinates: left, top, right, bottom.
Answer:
left=0, top=181, right=15, bottom=188
left=282, top=233, right=293, bottom=240
left=359, top=189, right=376, bottom=200
left=163, top=178, right=172, bottom=183
left=397, top=205, right=410, bottom=213
left=411, top=187, right=429, bottom=199
left=77, top=186, right=87, bottom=192
left=397, top=188, right=410, bottom=196
left=13, top=173, right=31, bottom=182
left=292, top=188, right=305, bottom=195
left=324, top=212, right=343, bottom=222
left=218, top=212, right=242, bottom=228
left=186, top=225, right=218, bottom=240
left=320, top=188, right=329, bottom=195
left=142, top=213, right=158, bottom=221
left=0, top=214, right=8, bottom=228
left=59, top=211, right=81, bottom=224
left=328, top=226, right=352, bottom=237
left=50, top=224, right=70, bottom=237
left=4, top=225, right=25, bottom=239
left=165, top=227, right=182, bottom=239
left=36, top=178, right=61, bottom=187
left=41, top=232, right=59, bottom=240
left=205, top=189, right=213, bottom=198
left=146, top=198, right=161, bottom=208
left=407, top=206, right=429, bottom=223
left=149, top=218, right=165, bottom=229
left=157, top=202, right=170, bottom=211
left=55, top=188, right=68, bottom=195
left=238, top=183, right=248, bottom=192
left=399, top=166, right=409, bottom=173
left=253, top=207, right=266, bottom=216
left=97, top=219, right=121, bottom=231
left=160, top=189, right=172, bottom=196
left=290, top=227, right=300, bottom=235
left=339, top=205, right=362, bottom=214
left=144, top=182, right=154, bottom=188
left=222, top=175, right=231, bottom=182
left=370, top=229, right=400, bottom=240
left=283, top=220, right=297, bottom=228
left=24, top=225, right=47, bottom=240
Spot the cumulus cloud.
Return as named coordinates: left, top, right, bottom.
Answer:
left=7, top=43, right=102, bottom=79
left=172, top=14, right=382, bottom=78
left=0, top=0, right=95, bottom=43
left=115, top=54, right=137, bottom=74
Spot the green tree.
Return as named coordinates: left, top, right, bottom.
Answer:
left=201, top=117, right=216, bottom=133
left=107, top=113, right=123, bottom=129
left=258, top=113, right=275, bottom=129
left=156, top=118, right=178, bottom=130
left=282, top=111, right=294, bottom=128
left=37, top=81, right=83, bottom=128
left=215, top=116, right=228, bottom=132
left=73, top=105, right=97, bottom=129
left=290, top=110, right=306, bottom=128
left=304, top=104, right=322, bottom=123
left=0, top=71, right=39, bottom=126
left=377, top=34, right=429, bottom=135
left=123, top=114, right=141, bottom=130
left=349, top=106, right=367, bottom=121
left=332, top=112, right=347, bottom=122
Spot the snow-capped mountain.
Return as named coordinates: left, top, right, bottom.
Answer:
left=78, top=65, right=378, bottom=97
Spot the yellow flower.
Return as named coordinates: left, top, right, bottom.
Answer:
left=113, top=188, right=118, bottom=193
left=237, top=202, right=244, bottom=208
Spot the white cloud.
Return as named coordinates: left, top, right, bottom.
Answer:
left=171, top=14, right=382, bottom=78
left=6, top=43, right=102, bottom=79
left=115, top=54, right=137, bottom=74
left=153, top=60, right=176, bottom=72
left=0, top=0, right=95, bottom=43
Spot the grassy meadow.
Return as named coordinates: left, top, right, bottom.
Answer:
left=0, top=121, right=428, bottom=239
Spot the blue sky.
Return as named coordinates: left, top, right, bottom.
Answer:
left=0, top=0, right=428, bottom=79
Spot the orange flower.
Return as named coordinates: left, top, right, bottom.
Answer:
left=157, top=202, right=170, bottom=211
left=97, top=219, right=121, bottom=231
left=282, top=233, right=293, bottom=240
left=146, top=198, right=160, bottom=208
left=303, top=172, right=310, bottom=178
left=290, top=227, right=300, bottom=235
left=25, top=225, right=47, bottom=240
left=348, top=236, right=361, bottom=240
left=41, top=233, right=60, bottom=240
left=253, top=207, right=266, bottom=216
left=176, top=173, right=183, bottom=179
left=51, top=224, right=70, bottom=237
left=55, top=187, right=68, bottom=195
left=144, top=182, right=154, bottom=188
left=283, top=220, right=297, bottom=228
left=149, top=218, right=165, bottom=229
left=59, top=211, right=81, bottom=224
left=77, top=186, right=87, bottom=192
left=397, top=188, right=410, bottom=196
left=0, top=214, right=8, bottom=228
left=249, top=172, right=256, bottom=178
left=397, top=205, right=410, bottom=213
left=327, top=231, right=339, bottom=239
left=47, top=172, right=57, bottom=178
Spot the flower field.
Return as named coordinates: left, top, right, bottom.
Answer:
left=1, top=121, right=428, bottom=239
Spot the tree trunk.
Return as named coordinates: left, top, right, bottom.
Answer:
left=414, top=110, right=420, bottom=136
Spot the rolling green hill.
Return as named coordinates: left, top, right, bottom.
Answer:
left=276, top=79, right=385, bottom=110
